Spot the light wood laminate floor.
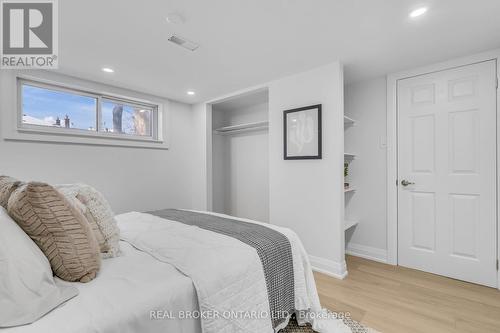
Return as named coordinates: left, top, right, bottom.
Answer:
left=315, top=255, right=500, bottom=333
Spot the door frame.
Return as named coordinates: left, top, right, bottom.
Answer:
left=386, top=49, right=500, bottom=288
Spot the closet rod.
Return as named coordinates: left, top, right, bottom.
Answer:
left=214, top=121, right=269, bottom=135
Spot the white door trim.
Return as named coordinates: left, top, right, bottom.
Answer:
left=386, top=49, right=500, bottom=288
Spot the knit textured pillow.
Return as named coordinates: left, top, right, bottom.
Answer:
left=0, top=176, right=21, bottom=209
left=7, top=182, right=101, bottom=282
left=57, top=186, right=108, bottom=254
left=56, top=184, right=120, bottom=258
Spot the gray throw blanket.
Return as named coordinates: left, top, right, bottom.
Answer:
left=148, top=209, right=295, bottom=329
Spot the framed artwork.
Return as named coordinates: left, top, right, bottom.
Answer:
left=283, top=104, right=322, bottom=160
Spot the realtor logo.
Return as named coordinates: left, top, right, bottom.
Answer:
left=1, top=0, right=58, bottom=68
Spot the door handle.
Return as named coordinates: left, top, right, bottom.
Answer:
left=401, top=179, right=415, bottom=187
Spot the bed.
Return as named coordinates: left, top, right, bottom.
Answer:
left=1, top=209, right=350, bottom=333
left=3, top=240, right=201, bottom=333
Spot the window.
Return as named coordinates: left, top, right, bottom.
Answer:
left=22, top=84, right=98, bottom=131
left=19, top=79, right=158, bottom=141
left=100, top=98, right=153, bottom=137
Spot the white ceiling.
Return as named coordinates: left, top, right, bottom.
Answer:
left=212, top=88, right=269, bottom=112
left=58, top=0, right=500, bottom=103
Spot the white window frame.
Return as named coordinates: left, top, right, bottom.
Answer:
left=0, top=72, right=169, bottom=150
left=18, top=78, right=160, bottom=143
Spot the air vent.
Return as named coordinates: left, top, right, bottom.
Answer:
left=168, top=34, right=199, bottom=51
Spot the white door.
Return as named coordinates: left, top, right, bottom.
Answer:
left=397, top=60, right=497, bottom=287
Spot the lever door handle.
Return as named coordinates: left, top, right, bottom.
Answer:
left=401, top=179, right=415, bottom=187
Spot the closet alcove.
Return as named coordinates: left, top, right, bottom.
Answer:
left=210, top=88, right=270, bottom=222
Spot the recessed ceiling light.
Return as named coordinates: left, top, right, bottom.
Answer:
left=409, top=7, right=428, bottom=18
left=102, top=67, right=114, bottom=73
left=187, top=91, right=195, bottom=96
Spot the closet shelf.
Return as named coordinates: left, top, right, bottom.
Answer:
left=344, top=219, right=359, bottom=231
left=214, top=121, right=269, bottom=135
left=344, top=115, right=356, bottom=126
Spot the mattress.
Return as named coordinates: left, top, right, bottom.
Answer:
left=2, top=241, right=202, bottom=333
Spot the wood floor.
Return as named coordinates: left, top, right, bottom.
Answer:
left=315, top=256, right=500, bottom=333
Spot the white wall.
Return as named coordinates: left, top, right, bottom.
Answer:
left=190, top=63, right=347, bottom=278
left=0, top=70, right=198, bottom=214
left=344, top=77, right=388, bottom=262
left=190, top=103, right=212, bottom=210
left=212, top=102, right=269, bottom=222
left=269, top=62, right=346, bottom=278
left=211, top=114, right=228, bottom=214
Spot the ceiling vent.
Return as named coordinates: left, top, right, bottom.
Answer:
left=168, top=35, right=199, bottom=51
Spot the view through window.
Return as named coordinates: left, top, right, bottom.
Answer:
left=20, top=80, right=157, bottom=140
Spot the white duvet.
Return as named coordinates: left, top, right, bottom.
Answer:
left=118, top=211, right=351, bottom=333
left=1, top=240, right=201, bottom=333
left=2, top=211, right=350, bottom=333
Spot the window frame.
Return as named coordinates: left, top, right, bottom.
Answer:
left=17, top=78, right=160, bottom=143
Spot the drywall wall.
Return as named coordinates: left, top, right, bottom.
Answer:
left=211, top=112, right=228, bottom=215
left=191, top=62, right=346, bottom=277
left=268, top=62, right=346, bottom=278
left=344, top=77, right=388, bottom=262
left=190, top=103, right=212, bottom=210
left=0, top=70, right=197, bottom=214
left=212, top=102, right=269, bottom=222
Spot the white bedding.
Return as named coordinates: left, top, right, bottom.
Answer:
left=118, top=211, right=350, bottom=333
left=2, top=211, right=350, bottom=333
left=1, top=241, right=202, bottom=333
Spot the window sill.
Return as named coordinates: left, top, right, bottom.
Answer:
left=4, top=127, right=169, bottom=150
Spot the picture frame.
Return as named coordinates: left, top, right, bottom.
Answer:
left=283, top=104, right=322, bottom=160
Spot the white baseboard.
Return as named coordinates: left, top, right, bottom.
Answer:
left=309, top=255, right=348, bottom=279
left=346, top=242, right=388, bottom=264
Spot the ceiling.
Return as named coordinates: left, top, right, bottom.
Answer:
left=58, top=0, right=500, bottom=103
left=212, top=88, right=269, bottom=112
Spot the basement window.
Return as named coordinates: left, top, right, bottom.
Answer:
left=100, top=98, right=154, bottom=137
left=18, top=79, right=159, bottom=142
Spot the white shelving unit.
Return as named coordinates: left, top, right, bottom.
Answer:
left=344, top=186, right=356, bottom=193
left=214, top=121, right=269, bottom=135
left=344, top=115, right=356, bottom=126
left=344, top=219, right=359, bottom=231
left=344, top=152, right=356, bottom=159
left=344, top=114, right=358, bottom=234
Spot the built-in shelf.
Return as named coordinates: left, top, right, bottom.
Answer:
left=344, top=115, right=356, bottom=126
left=344, top=153, right=356, bottom=159
left=344, top=186, right=356, bottom=193
left=344, top=115, right=358, bottom=236
left=344, top=219, right=359, bottom=230
left=214, top=121, right=269, bottom=135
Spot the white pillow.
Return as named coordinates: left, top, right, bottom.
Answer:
left=56, top=184, right=121, bottom=258
left=0, top=207, right=79, bottom=327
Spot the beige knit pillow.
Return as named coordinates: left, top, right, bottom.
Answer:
left=0, top=176, right=21, bottom=209
left=56, top=184, right=120, bottom=258
left=7, top=182, right=101, bottom=283
left=60, top=189, right=109, bottom=254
